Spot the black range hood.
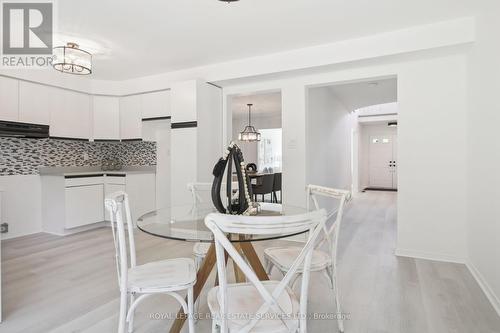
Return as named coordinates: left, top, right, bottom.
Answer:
left=0, top=120, right=49, bottom=138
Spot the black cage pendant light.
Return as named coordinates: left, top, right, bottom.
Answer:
left=238, top=104, right=261, bottom=142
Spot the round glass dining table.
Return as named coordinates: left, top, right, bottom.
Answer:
left=137, top=202, right=309, bottom=243
left=136, top=202, right=309, bottom=333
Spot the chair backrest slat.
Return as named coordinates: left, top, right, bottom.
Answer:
left=188, top=182, right=238, bottom=210
left=205, top=209, right=327, bottom=332
left=105, top=191, right=137, bottom=290
left=306, top=185, right=351, bottom=268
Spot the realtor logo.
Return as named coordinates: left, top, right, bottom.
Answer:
left=2, top=2, right=53, bottom=54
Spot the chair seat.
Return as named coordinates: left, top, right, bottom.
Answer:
left=192, top=242, right=211, bottom=257
left=207, top=281, right=300, bottom=333
left=264, top=247, right=331, bottom=272
left=128, top=258, right=196, bottom=293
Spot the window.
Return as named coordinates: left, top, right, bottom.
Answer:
left=257, top=128, right=282, bottom=172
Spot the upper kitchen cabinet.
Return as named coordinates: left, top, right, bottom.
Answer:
left=119, top=95, right=142, bottom=140
left=0, top=76, right=19, bottom=122
left=49, top=89, right=91, bottom=139
left=92, top=96, right=120, bottom=140
left=141, top=90, right=171, bottom=119
left=19, top=81, right=51, bottom=125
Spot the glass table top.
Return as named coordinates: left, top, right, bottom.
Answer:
left=136, top=202, right=310, bottom=242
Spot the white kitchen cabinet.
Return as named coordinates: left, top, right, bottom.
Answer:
left=65, top=184, right=104, bottom=229
left=0, top=76, right=19, bottom=122
left=119, top=95, right=142, bottom=140
left=104, top=175, right=126, bottom=221
left=50, top=89, right=91, bottom=139
left=92, top=96, right=120, bottom=140
left=18, top=81, right=51, bottom=125
left=141, top=90, right=170, bottom=119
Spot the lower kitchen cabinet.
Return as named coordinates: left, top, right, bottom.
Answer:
left=41, top=172, right=155, bottom=235
left=65, top=184, right=104, bottom=229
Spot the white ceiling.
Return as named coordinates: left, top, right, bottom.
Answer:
left=328, top=78, right=397, bottom=111
left=231, top=92, right=281, bottom=118
left=56, top=0, right=479, bottom=80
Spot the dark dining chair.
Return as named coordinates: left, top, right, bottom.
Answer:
left=252, top=174, right=274, bottom=202
left=272, top=172, right=282, bottom=203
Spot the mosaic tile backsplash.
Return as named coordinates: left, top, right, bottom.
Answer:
left=0, top=138, right=156, bottom=176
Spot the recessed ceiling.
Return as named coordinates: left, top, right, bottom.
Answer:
left=231, top=92, right=281, bottom=118
left=56, top=0, right=479, bottom=80
left=328, top=78, right=397, bottom=111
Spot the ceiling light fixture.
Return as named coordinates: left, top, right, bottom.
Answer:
left=218, top=0, right=239, bottom=2
left=388, top=121, right=398, bottom=127
left=238, top=104, right=261, bottom=142
left=52, top=42, right=92, bottom=75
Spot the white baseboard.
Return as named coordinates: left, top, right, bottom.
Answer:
left=395, top=247, right=465, bottom=264
left=466, top=262, right=500, bottom=317
left=44, top=221, right=108, bottom=236
left=1, top=230, right=42, bottom=242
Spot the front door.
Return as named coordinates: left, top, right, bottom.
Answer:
left=368, top=135, right=397, bottom=189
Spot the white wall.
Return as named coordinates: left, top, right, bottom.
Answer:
left=358, top=123, right=398, bottom=190
left=0, top=176, right=42, bottom=240
left=224, top=47, right=469, bottom=264
left=232, top=113, right=282, bottom=164
left=306, top=87, right=352, bottom=198
left=467, top=0, right=500, bottom=314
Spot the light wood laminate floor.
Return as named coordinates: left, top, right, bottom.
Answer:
left=2, top=192, right=499, bottom=332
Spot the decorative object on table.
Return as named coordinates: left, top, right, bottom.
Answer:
left=211, top=142, right=257, bottom=215
left=238, top=104, right=261, bottom=142
left=245, top=163, right=257, bottom=172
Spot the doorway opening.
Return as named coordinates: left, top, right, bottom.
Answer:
left=306, top=77, right=398, bottom=208
left=356, top=104, right=398, bottom=191
left=227, top=91, right=282, bottom=203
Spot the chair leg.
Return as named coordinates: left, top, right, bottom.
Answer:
left=194, top=255, right=204, bottom=320
left=128, top=293, right=135, bottom=333
left=330, top=266, right=344, bottom=333
left=324, top=267, right=334, bottom=289
left=264, top=257, right=274, bottom=275
left=212, top=320, right=218, bottom=333
left=187, top=287, right=195, bottom=333
left=118, top=289, right=128, bottom=333
left=290, top=273, right=301, bottom=290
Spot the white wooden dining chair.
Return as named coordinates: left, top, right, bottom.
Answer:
left=263, top=185, right=350, bottom=333
left=187, top=183, right=216, bottom=270
left=188, top=182, right=240, bottom=270
left=205, top=209, right=328, bottom=333
left=105, top=192, right=197, bottom=333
